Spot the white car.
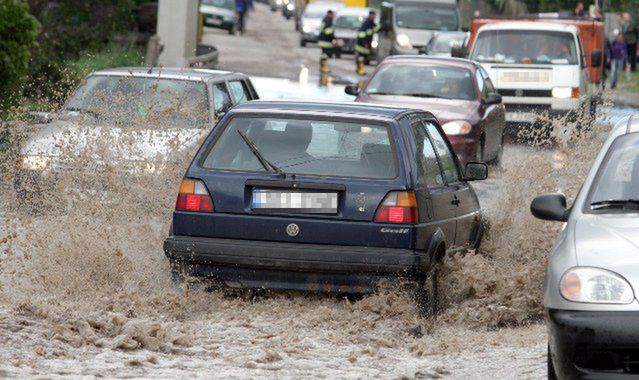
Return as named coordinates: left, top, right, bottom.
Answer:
left=531, top=115, right=639, bottom=379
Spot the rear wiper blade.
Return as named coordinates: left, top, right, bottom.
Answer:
left=590, top=199, right=639, bottom=210
left=237, top=130, right=285, bottom=177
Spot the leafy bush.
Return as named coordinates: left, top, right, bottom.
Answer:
left=0, top=0, right=39, bottom=110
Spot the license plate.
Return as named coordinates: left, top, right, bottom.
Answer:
left=499, top=71, right=550, bottom=83
left=505, top=112, right=535, bottom=123
left=252, top=189, right=338, bottom=214
left=207, top=17, right=222, bottom=25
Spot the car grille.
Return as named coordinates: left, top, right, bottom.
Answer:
left=505, top=104, right=551, bottom=113
left=575, top=349, right=639, bottom=374
left=498, top=89, right=553, bottom=97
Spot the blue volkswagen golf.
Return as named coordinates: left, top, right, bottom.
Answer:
left=164, top=101, right=487, bottom=309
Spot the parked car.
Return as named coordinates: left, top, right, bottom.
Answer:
left=334, top=7, right=379, bottom=59
left=269, top=0, right=283, bottom=12
left=299, top=1, right=345, bottom=47
left=200, top=0, right=238, bottom=35
left=281, top=0, right=295, bottom=20
left=531, top=115, right=639, bottom=379
left=164, top=100, right=487, bottom=309
left=347, top=56, right=505, bottom=165
left=420, top=31, right=467, bottom=57
left=377, top=0, right=461, bottom=59
left=15, top=68, right=259, bottom=204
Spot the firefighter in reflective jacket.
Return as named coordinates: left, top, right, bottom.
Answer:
left=318, top=10, right=336, bottom=74
left=355, top=11, right=380, bottom=75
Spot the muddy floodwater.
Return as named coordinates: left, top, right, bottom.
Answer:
left=0, top=78, right=632, bottom=378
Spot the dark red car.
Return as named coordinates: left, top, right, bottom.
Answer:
left=346, top=56, right=505, bottom=165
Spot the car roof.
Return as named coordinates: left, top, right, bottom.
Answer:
left=230, top=100, right=434, bottom=120
left=90, top=67, right=248, bottom=81
left=381, top=55, right=479, bottom=70
left=478, top=21, right=578, bottom=34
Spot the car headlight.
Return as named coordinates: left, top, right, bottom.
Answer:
left=286, top=3, right=294, bottom=10
left=552, top=87, right=579, bottom=99
left=302, top=25, right=311, bottom=33
left=560, top=267, right=635, bottom=304
left=21, top=155, right=51, bottom=170
left=396, top=34, right=412, bottom=49
left=441, top=120, right=472, bottom=135
left=371, top=40, right=378, bottom=49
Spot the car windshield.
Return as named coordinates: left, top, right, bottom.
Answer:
left=203, top=117, right=397, bottom=179
left=62, top=75, right=210, bottom=127
left=429, top=34, right=465, bottom=53
left=470, top=30, right=578, bottom=65
left=365, top=64, right=475, bottom=100
left=202, top=0, right=235, bottom=10
left=587, top=133, right=639, bottom=211
left=395, top=4, right=458, bottom=31
left=335, top=14, right=366, bottom=29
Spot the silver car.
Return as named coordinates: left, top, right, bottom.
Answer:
left=531, top=115, right=639, bottom=379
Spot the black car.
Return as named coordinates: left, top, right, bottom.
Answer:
left=164, top=101, right=487, bottom=309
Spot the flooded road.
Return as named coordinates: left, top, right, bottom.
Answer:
left=0, top=74, right=636, bottom=378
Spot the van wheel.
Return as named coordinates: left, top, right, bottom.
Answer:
left=416, top=263, right=439, bottom=317
left=548, top=345, right=557, bottom=380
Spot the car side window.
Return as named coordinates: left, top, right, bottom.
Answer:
left=476, top=69, right=486, bottom=101
left=229, top=80, right=251, bottom=104
left=213, top=82, right=232, bottom=116
left=425, top=122, right=460, bottom=183
left=480, top=68, right=496, bottom=94
left=410, top=121, right=444, bottom=187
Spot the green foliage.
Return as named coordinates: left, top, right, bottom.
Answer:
left=0, top=0, right=39, bottom=110
left=71, top=43, right=145, bottom=80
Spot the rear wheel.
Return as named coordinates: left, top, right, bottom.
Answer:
left=227, top=25, right=236, bottom=35
left=548, top=345, right=557, bottom=380
left=170, top=260, right=189, bottom=284
left=416, top=261, right=439, bottom=317
left=300, top=39, right=306, bottom=47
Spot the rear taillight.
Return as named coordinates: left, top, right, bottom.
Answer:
left=374, top=191, right=417, bottom=224
left=175, top=179, right=214, bottom=212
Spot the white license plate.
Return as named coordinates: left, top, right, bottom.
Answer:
left=252, top=189, right=338, bottom=214
left=207, top=17, right=222, bottom=25
left=499, top=71, right=550, bottom=83
left=505, top=112, right=535, bottom=123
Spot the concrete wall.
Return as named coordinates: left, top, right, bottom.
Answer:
left=157, top=0, right=199, bottom=67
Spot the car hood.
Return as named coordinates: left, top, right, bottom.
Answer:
left=200, top=4, right=235, bottom=18
left=575, top=213, right=639, bottom=289
left=395, top=27, right=434, bottom=48
left=357, top=94, right=478, bottom=124
left=20, top=119, right=206, bottom=162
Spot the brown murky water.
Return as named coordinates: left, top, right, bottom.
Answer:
left=0, top=86, right=617, bottom=377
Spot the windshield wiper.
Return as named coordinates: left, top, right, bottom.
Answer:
left=590, top=199, right=639, bottom=210
left=406, top=93, right=441, bottom=98
left=237, top=130, right=285, bottom=177
left=366, top=91, right=395, bottom=96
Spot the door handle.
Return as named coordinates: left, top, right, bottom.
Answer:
left=451, top=196, right=460, bottom=206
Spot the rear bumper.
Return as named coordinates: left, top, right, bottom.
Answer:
left=164, top=236, right=429, bottom=292
left=547, top=308, right=639, bottom=378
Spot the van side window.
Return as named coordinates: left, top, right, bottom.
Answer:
left=410, top=121, right=444, bottom=187
left=425, top=122, right=460, bottom=183
left=213, top=82, right=232, bottom=116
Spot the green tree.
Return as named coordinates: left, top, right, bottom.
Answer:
left=0, top=0, right=39, bottom=110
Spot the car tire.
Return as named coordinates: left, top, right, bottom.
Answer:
left=489, top=134, right=504, bottom=166
left=475, top=138, right=485, bottom=163
left=548, top=345, right=557, bottom=380
left=170, top=260, right=189, bottom=284
left=416, top=261, right=439, bottom=317
left=300, top=39, right=306, bottom=47
left=228, top=25, right=236, bottom=35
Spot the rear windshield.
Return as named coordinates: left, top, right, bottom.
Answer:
left=395, top=4, right=458, bottom=31
left=202, top=117, right=397, bottom=179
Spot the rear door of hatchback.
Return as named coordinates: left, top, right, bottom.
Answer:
left=172, top=109, right=415, bottom=250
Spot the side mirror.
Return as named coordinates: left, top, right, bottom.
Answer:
left=451, top=46, right=467, bottom=58
left=345, top=84, right=361, bottom=96
left=464, top=162, right=487, bottom=180
left=530, top=193, right=568, bottom=222
left=591, top=49, right=602, bottom=68
left=29, top=111, right=55, bottom=124
left=484, top=93, right=502, bottom=105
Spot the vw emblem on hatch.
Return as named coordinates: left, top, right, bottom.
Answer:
left=286, top=223, right=300, bottom=237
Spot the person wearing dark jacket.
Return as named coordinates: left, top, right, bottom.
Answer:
left=318, top=10, right=336, bottom=72
left=608, top=32, right=629, bottom=89
left=622, top=13, right=637, bottom=71
left=354, top=11, right=380, bottom=75
left=235, top=0, right=253, bottom=34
